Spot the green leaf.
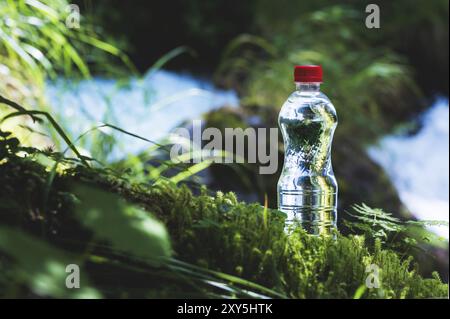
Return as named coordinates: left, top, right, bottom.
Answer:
left=73, top=185, right=171, bottom=266
left=0, top=226, right=101, bottom=298
left=353, top=285, right=366, bottom=299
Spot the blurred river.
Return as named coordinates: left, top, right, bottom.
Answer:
left=47, top=72, right=449, bottom=238
left=368, top=99, right=449, bottom=239
left=46, top=70, right=239, bottom=156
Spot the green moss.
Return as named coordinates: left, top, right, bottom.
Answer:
left=126, top=183, right=447, bottom=298
left=0, top=131, right=447, bottom=298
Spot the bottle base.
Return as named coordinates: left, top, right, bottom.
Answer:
left=279, top=205, right=337, bottom=236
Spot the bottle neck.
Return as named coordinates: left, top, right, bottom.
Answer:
left=295, top=82, right=321, bottom=92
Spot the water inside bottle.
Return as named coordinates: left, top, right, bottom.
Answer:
left=278, top=85, right=338, bottom=235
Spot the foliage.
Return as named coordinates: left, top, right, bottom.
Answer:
left=72, top=0, right=258, bottom=72
left=0, top=0, right=201, bottom=164
left=0, top=0, right=135, bottom=153
left=346, top=203, right=448, bottom=253
left=0, top=123, right=447, bottom=298
left=218, top=5, right=422, bottom=145
left=0, top=94, right=218, bottom=186
left=251, top=0, right=449, bottom=96
left=0, top=127, right=282, bottom=298
left=0, top=0, right=132, bottom=96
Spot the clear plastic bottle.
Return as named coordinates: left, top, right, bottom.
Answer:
left=277, top=65, right=338, bottom=235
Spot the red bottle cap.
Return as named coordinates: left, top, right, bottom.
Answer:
left=294, top=65, right=323, bottom=83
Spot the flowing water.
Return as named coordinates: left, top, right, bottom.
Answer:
left=368, top=99, right=449, bottom=239
left=46, top=70, right=238, bottom=159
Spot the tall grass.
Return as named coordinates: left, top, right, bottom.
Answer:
left=0, top=1, right=216, bottom=185
left=0, top=0, right=133, bottom=95
left=0, top=0, right=135, bottom=151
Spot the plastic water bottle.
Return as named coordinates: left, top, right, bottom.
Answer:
left=277, top=65, right=338, bottom=235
